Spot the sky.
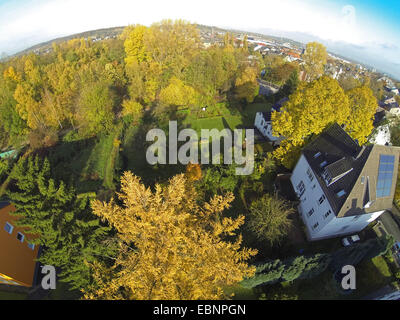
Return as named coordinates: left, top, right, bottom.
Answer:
left=0, top=0, right=399, bottom=79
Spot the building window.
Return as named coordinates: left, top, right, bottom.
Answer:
left=318, top=194, right=326, bottom=205
left=306, top=168, right=314, bottom=182
left=307, top=208, right=314, bottom=217
left=320, top=160, right=328, bottom=168
left=361, top=176, right=365, bottom=184
left=28, top=243, right=35, bottom=250
left=322, top=169, right=332, bottom=185
left=324, top=210, right=332, bottom=218
left=314, top=152, right=321, bottom=158
left=4, top=222, right=13, bottom=234
left=16, top=232, right=24, bottom=243
left=312, top=222, right=319, bottom=230
left=297, top=181, right=305, bottom=197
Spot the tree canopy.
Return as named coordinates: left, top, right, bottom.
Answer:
left=302, top=42, right=327, bottom=81
left=85, top=172, right=257, bottom=300
left=272, top=76, right=377, bottom=168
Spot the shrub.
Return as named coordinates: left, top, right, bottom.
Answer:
left=247, top=193, right=294, bottom=246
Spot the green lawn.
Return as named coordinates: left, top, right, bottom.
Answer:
left=82, top=125, right=122, bottom=190
left=240, top=102, right=271, bottom=127
left=48, top=125, right=123, bottom=193
left=354, top=256, right=393, bottom=298
left=47, top=100, right=271, bottom=193
left=180, top=101, right=271, bottom=134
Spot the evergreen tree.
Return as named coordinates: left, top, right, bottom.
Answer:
left=240, top=259, right=284, bottom=288
left=240, top=253, right=331, bottom=288
left=278, top=69, right=299, bottom=99
left=7, top=155, right=115, bottom=290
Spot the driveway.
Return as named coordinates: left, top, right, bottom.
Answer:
left=379, top=210, right=400, bottom=242
left=375, top=209, right=400, bottom=267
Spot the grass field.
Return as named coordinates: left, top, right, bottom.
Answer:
left=47, top=100, right=271, bottom=193
left=354, top=256, right=393, bottom=297
left=180, top=101, right=271, bottom=134
left=240, top=102, right=272, bottom=127
left=48, top=125, right=123, bottom=194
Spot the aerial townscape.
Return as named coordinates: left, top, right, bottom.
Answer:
left=1, top=0, right=400, bottom=305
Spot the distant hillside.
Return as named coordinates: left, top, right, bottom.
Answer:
left=9, top=24, right=378, bottom=77
left=14, top=24, right=305, bottom=58
left=15, top=26, right=125, bottom=57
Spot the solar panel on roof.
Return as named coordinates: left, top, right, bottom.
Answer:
left=376, top=154, right=395, bottom=198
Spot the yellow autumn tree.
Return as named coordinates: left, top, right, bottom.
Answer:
left=185, top=163, right=202, bottom=182
left=121, top=99, right=143, bottom=123
left=159, top=77, right=197, bottom=107
left=235, top=66, right=259, bottom=103
left=272, top=77, right=378, bottom=169
left=302, top=42, right=327, bottom=81
left=146, top=19, right=201, bottom=77
left=344, top=86, right=377, bottom=144
left=272, top=76, right=350, bottom=168
left=123, top=25, right=150, bottom=67
left=85, top=172, right=257, bottom=300
left=12, top=57, right=46, bottom=130
left=43, top=57, right=78, bottom=128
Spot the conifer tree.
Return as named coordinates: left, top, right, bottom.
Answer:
left=7, top=155, right=115, bottom=291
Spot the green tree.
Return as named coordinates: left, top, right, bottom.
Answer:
left=277, top=69, right=300, bottom=100
left=241, top=253, right=331, bottom=288
left=269, top=62, right=298, bottom=86
left=282, top=254, right=331, bottom=282
left=0, top=68, right=27, bottom=141
left=247, top=193, right=294, bottom=246
left=7, top=155, right=115, bottom=290
left=240, top=259, right=285, bottom=288
left=76, top=81, right=114, bottom=137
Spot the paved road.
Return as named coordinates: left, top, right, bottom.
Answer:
left=381, top=209, right=400, bottom=242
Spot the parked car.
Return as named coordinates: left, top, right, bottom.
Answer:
left=342, top=234, right=360, bottom=247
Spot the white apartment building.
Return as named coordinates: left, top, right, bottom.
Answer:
left=290, top=123, right=400, bottom=241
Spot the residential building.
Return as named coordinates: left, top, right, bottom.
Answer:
left=0, top=202, right=40, bottom=287
left=373, top=106, right=386, bottom=126
left=290, top=123, right=400, bottom=241
left=254, top=98, right=287, bottom=146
